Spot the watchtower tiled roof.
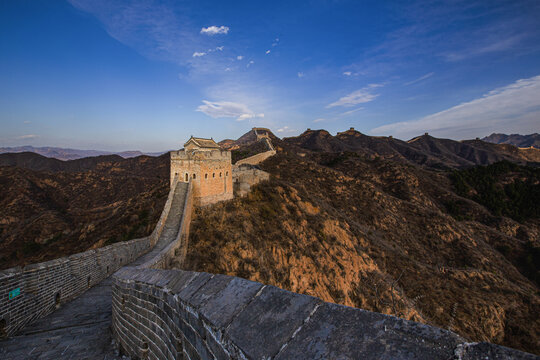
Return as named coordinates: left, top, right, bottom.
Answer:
left=184, top=136, right=221, bottom=149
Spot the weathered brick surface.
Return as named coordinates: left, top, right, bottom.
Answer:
left=170, top=149, right=233, bottom=207
left=0, top=237, right=151, bottom=337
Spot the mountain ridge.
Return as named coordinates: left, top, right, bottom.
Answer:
left=0, top=145, right=167, bottom=161
left=282, top=128, right=540, bottom=168
left=482, top=133, right=540, bottom=149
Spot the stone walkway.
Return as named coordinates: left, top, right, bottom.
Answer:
left=0, top=182, right=189, bottom=360
left=0, top=278, right=121, bottom=360
left=130, top=182, right=187, bottom=267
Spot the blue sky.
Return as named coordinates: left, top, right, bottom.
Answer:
left=1, top=0, right=539, bottom=151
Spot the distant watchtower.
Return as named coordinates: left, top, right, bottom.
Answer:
left=170, top=136, right=233, bottom=206
left=252, top=127, right=271, bottom=140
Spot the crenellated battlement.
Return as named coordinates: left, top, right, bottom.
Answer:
left=170, top=148, right=231, bottom=161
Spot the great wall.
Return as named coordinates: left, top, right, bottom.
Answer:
left=1, top=131, right=538, bottom=359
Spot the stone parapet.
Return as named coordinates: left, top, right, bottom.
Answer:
left=235, top=150, right=276, bottom=166
left=0, top=236, right=150, bottom=337
left=171, top=149, right=231, bottom=161
left=232, top=164, right=270, bottom=197
left=112, top=268, right=538, bottom=360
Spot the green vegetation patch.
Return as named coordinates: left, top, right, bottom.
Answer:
left=450, top=161, right=540, bottom=222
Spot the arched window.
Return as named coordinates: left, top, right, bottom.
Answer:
left=226, top=171, right=229, bottom=176
left=220, top=172, right=222, bottom=177
left=205, top=173, right=208, bottom=179
left=213, top=173, right=215, bottom=178
left=185, top=173, right=188, bottom=182
left=193, top=174, right=196, bottom=179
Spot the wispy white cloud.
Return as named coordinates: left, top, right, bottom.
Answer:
left=272, top=38, right=279, bottom=47
left=200, top=25, right=229, bottom=35
left=191, top=46, right=224, bottom=58
left=196, top=100, right=263, bottom=121
left=442, top=34, right=524, bottom=62
left=265, top=50, right=271, bottom=55
left=371, top=74, right=540, bottom=139
left=68, top=0, right=196, bottom=65
left=343, top=71, right=352, bottom=76
left=247, top=60, right=254, bottom=68
left=341, top=107, right=364, bottom=116
left=277, top=126, right=296, bottom=133
left=327, top=84, right=382, bottom=108
left=16, top=134, right=39, bottom=140
left=404, top=72, right=434, bottom=86
left=236, top=55, right=243, bottom=60
left=297, top=72, right=305, bottom=78
left=313, top=118, right=326, bottom=123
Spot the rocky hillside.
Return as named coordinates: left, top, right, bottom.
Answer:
left=0, top=153, right=169, bottom=269
left=183, top=135, right=540, bottom=355
left=483, top=133, right=540, bottom=149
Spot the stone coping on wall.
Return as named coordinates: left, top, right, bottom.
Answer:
left=112, top=267, right=538, bottom=360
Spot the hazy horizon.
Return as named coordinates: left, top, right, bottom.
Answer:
left=1, top=1, right=540, bottom=152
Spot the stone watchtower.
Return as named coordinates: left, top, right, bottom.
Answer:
left=170, top=136, right=233, bottom=206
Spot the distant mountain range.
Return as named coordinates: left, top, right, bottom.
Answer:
left=0, top=145, right=167, bottom=161
left=280, top=129, right=540, bottom=169
left=482, top=133, right=540, bottom=149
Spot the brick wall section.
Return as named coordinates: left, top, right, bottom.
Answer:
left=0, top=237, right=150, bottom=337
left=170, top=150, right=233, bottom=206
left=235, top=150, right=276, bottom=166
left=232, top=164, right=270, bottom=197
left=112, top=268, right=538, bottom=360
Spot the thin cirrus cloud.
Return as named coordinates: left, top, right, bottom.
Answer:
left=67, top=0, right=197, bottom=65
left=404, top=72, right=434, bottom=86
left=200, top=25, right=229, bottom=35
left=371, top=74, right=540, bottom=140
left=441, top=34, right=524, bottom=62
left=196, top=100, right=264, bottom=121
left=277, top=126, right=296, bottom=133
left=327, top=84, right=382, bottom=108
left=341, top=107, right=364, bottom=116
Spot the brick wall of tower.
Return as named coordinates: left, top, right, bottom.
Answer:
left=170, top=149, right=233, bottom=206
